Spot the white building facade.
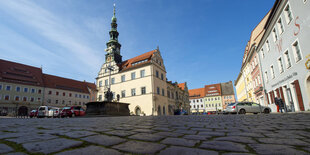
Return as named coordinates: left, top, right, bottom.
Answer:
left=257, top=0, right=310, bottom=112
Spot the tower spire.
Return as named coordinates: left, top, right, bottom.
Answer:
left=105, top=3, right=122, bottom=64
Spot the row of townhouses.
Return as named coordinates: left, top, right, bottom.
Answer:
left=189, top=81, right=236, bottom=113
left=235, top=0, right=310, bottom=112
left=96, top=6, right=190, bottom=116
left=0, top=59, right=97, bottom=116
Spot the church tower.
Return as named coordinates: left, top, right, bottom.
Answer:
left=105, top=4, right=122, bottom=64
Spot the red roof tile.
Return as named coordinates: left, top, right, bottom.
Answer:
left=119, top=50, right=157, bottom=71
left=177, top=83, right=185, bottom=90
left=0, top=59, right=44, bottom=87
left=189, top=88, right=205, bottom=99
left=43, top=74, right=91, bottom=93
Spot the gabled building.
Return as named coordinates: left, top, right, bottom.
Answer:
left=220, top=81, right=236, bottom=109
left=204, top=84, right=222, bottom=112
left=189, top=88, right=205, bottom=114
left=0, top=59, right=97, bottom=116
left=96, top=6, right=189, bottom=116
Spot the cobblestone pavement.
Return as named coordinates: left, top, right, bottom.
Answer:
left=0, top=113, right=310, bottom=155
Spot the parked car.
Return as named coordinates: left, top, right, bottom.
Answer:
left=29, top=110, right=38, bottom=118
left=224, top=102, right=271, bottom=114
left=60, top=106, right=85, bottom=117
left=37, top=106, right=60, bottom=118
left=174, top=109, right=188, bottom=115
left=49, top=108, right=60, bottom=118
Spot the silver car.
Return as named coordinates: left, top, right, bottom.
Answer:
left=224, top=102, right=271, bottom=114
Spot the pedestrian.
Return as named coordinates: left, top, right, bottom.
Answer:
left=278, top=98, right=285, bottom=113
left=275, top=97, right=280, bottom=112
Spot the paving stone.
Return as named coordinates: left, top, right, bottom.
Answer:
left=105, top=130, right=137, bottom=137
left=153, top=127, right=174, bottom=131
left=5, top=152, right=28, bottom=155
left=198, top=131, right=225, bottom=137
left=22, top=138, right=82, bottom=154
left=264, top=133, right=305, bottom=139
left=155, top=131, right=184, bottom=137
left=257, top=138, right=309, bottom=146
left=81, top=134, right=126, bottom=146
left=112, top=140, right=166, bottom=154
left=6, top=134, right=57, bottom=144
left=199, top=141, right=248, bottom=152
left=190, top=128, right=212, bottom=132
left=131, top=128, right=154, bottom=133
left=302, top=147, right=310, bottom=152
left=214, top=136, right=256, bottom=144
left=222, top=153, right=255, bottom=155
left=59, top=130, right=98, bottom=138
left=161, top=137, right=199, bottom=147
left=174, top=129, right=197, bottom=135
left=0, top=144, right=14, bottom=154
left=227, top=132, right=264, bottom=138
left=249, top=144, right=309, bottom=155
left=128, top=133, right=165, bottom=142
left=183, top=134, right=211, bottom=140
left=56, top=145, right=122, bottom=155
left=159, top=146, right=218, bottom=155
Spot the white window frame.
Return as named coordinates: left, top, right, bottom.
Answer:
left=140, top=70, right=145, bottom=78
left=272, top=28, right=278, bottom=42
left=284, top=50, right=292, bottom=69
left=277, top=56, right=284, bottom=74
left=131, top=88, right=136, bottom=96
left=105, top=79, right=108, bottom=86
left=111, top=77, right=115, bottom=84
left=270, top=65, right=275, bottom=79
left=261, top=48, right=265, bottom=59
left=131, top=72, right=136, bottom=80
left=277, top=17, right=284, bottom=35
left=292, top=39, right=302, bottom=63
left=22, top=96, right=28, bottom=101
left=16, top=86, right=21, bottom=92
left=266, top=40, right=270, bottom=52
left=6, top=85, right=11, bottom=91
left=15, top=95, right=20, bottom=101
left=4, top=95, right=10, bottom=100
left=121, top=75, right=125, bottom=82
left=284, top=3, right=293, bottom=24
left=24, top=87, right=28, bottom=93
left=121, top=90, right=126, bottom=98
left=264, top=71, right=269, bottom=83
left=31, top=88, right=36, bottom=93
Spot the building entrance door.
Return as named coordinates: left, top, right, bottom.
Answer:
left=286, top=87, right=295, bottom=112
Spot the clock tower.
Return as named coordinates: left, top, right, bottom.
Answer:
left=105, top=4, right=122, bottom=64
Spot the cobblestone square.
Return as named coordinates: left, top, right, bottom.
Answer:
left=0, top=113, right=310, bottom=154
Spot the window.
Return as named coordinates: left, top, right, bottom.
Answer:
left=157, top=87, right=160, bottom=95
left=200, top=99, right=202, bottom=102
left=99, top=95, right=102, bottom=101
left=6, top=85, right=11, bottom=91
left=75, top=94, right=78, bottom=98
left=69, top=93, right=72, bottom=97
left=37, top=98, right=41, bottom=102
left=131, top=72, right=136, bottom=80
left=62, top=100, right=65, bottom=104
left=278, top=57, right=284, bottom=73
left=121, top=90, right=126, bottom=98
left=121, top=75, right=125, bottom=82
left=272, top=28, right=278, bottom=41
left=284, top=4, right=293, bottom=24
left=193, top=105, right=195, bottom=108
left=131, top=88, right=136, bottom=96
left=79, top=94, right=82, bottom=98
left=292, top=41, right=302, bottom=62
left=161, top=73, right=164, bottom=80
left=48, top=91, right=52, bottom=95
left=141, top=87, right=146, bottom=95
left=0, top=84, right=2, bottom=90
left=284, top=50, right=292, bottom=68
left=30, top=97, right=34, bottom=102
left=63, top=92, right=66, bottom=96
left=87, top=95, right=89, bottom=99
left=277, top=18, right=284, bottom=34
left=201, top=104, right=203, bottom=108
left=99, top=81, right=102, bottom=87
left=31, top=88, right=35, bottom=93
left=105, top=79, right=108, bottom=86
left=16, top=86, right=21, bottom=92
left=304, top=0, right=308, bottom=4
left=140, top=70, right=145, bottom=78
left=23, top=87, right=28, bottom=93
left=56, top=92, right=59, bottom=95
left=83, top=95, right=86, bottom=98
left=5, top=95, right=10, bottom=100
left=156, top=70, right=159, bottom=78
left=111, top=78, right=115, bottom=84
left=265, top=71, right=269, bottom=82
left=171, top=93, right=174, bottom=99
left=261, top=48, right=265, bottom=58
left=254, top=56, right=257, bottom=66
left=270, top=65, right=275, bottom=79
left=162, top=89, right=165, bottom=96
left=15, top=96, right=20, bottom=101
left=23, top=97, right=27, bottom=101
left=266, top=40, right=270, bottom=51
left=38, top=89, right=42, bottom=94
left=167, top=90, right=170, bottom=98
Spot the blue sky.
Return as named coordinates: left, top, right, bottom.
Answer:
left=0, top=0, right=275, bottom=89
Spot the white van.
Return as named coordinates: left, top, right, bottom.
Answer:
left=37, top=106, right=60, bottom=118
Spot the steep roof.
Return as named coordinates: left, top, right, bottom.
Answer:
left=177, top=83, right=185, bottom=90
left=205, top=83, right=221, bottom=96
left=220, top=81, right=235, bottom=95
left=42, top=74, right=90, bottom=93
left=119, top=50, right=157, bottom=71
left=189, top=88, right=205, bottom=99
left=0, top=59, right=44, bottom=87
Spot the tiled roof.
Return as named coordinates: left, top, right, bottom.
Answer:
left=177, top=83, right=185, bottom=90
left=119, top=50, right=157, bottom=71
left=189, top=88, right=205, bottom=99
left=43, top=74, right=90, bottom=93
left=205, top=83, right=221, bottom=96
left=0, top=59, right=44, bottom=87
left=86, top=82, right=97, bottom=91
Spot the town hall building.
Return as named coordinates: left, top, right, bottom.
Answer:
left=96, top=6, right=189, bottom=116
